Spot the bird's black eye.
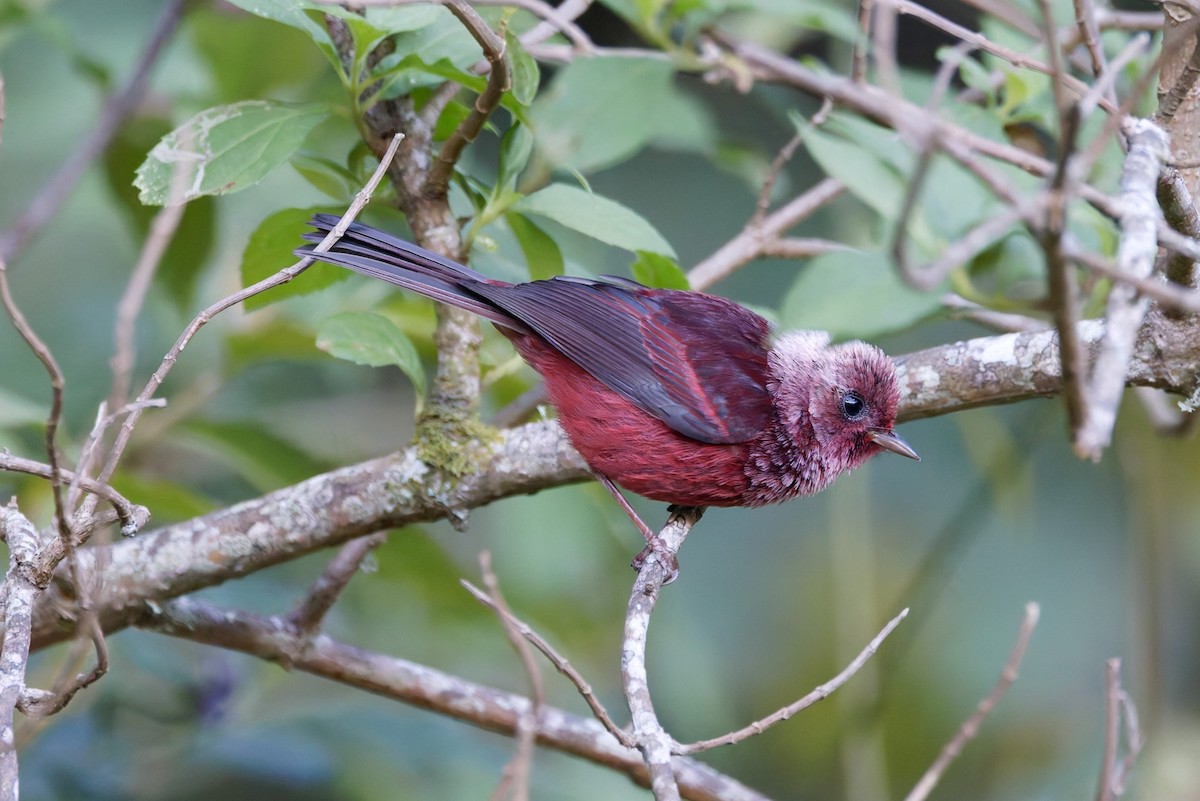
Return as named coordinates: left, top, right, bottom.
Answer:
left=839, top=391, right=867, bottom=421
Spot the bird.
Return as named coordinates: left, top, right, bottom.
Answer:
left=297, top=214, right=918, bottom=577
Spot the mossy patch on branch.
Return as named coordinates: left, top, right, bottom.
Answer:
left=415, top=406, right=501, bottom=477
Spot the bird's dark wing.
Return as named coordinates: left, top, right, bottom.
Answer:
left=469, top=279, right=773, bottom=444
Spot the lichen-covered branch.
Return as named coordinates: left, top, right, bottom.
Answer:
left=29, top=421, right=590, bottom=652
left=20, top=311, right=1200, bottom=653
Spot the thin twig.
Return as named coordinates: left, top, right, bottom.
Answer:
left=1072, top=0, right=1110, bottom=81
left=1038, top=72, right=1090, bottom=443
left=851, top=0, right=874, bottom=83
left=1067, top=246, right=1200, bottom=313
left=108, top=135, right=193, bottom=413
left=0, top=0, right=186, bottom=263
left=426, top=1, right=511, bottom=200
left=0, top=452, right=143, bottom=529
left=1095, top=658, right=1121, bottom=801
left=904, top=602, right=1041, bottom=801
left=0, top=251, right=71, bottom=555
left=84, top=133, right=405, bottom=500
left=688, top=178, right=845, bottom=289
left=477, top=552, right=543, bottom=801
left=463, top=579, right=634, bottom=748
left=1077, top=33, right=1152, bottom=119
left=286, top=532, right=389, bottom=640
left=19, top=611, right=108, bottom=719
left=677, top=608, right=909, bottom=754
left=759, top=238, right=854, bottom=259
left=894, top=0, right=1118, bottom=114
left=941, top=295, right=1047, bottom=332
left=751, top=131, right=805, bottom=226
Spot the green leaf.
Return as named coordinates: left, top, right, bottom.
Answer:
left=497, top=123, right=534, bottom=192
left=531, top=55, right=714, bottom=173
left=290, top=154, right=360, bottom=200
left=0, top=387, right=47, bottom=428
left=799, top=121, right=906, bottom=220
left=780, top=250, right=942, bottom=340
left=505, top=212, right=563, bottom=279
left=220, top=0, right=340, bottom=68
left=432, top=99, right=472, bottom=141
left=514, top=184, right=675, bottom=256
left=104, top=115, right=216, bottom=312
left=323, top=3, right=444, bottom=36
left=241, top=207, right=349, bottom=310
left=630, top=251, right=689, bottom=289
left=316, top=312, right=427, bottom=395
left=505, top=29, right=540, bottom=106
left=189, top=5, right=326, bottom=101
left=225, top=319, right=323, bottom=373
left=368, top=9, right=485, bottom=99
left=135, top=101, right=331, bottom=205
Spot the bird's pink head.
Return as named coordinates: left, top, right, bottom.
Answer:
left=769, top=332, right=917, bottom=480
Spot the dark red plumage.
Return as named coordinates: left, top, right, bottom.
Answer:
left=297, top=214, right=917, bottom=517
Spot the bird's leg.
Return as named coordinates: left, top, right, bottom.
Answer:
left=594, top=474, right=680, bottom=584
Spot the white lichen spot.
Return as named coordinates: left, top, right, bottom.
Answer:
left=976, top=336, right=1017, bottom=365
left=908, top=364, right=940, bottom=394
left=1179, top=384, right=1200, bottom=414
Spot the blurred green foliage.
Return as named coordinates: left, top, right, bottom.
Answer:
left=0, top=1, right=1196, bottom=800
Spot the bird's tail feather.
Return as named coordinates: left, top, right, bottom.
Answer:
left=296, top=214, right=525, bottom=331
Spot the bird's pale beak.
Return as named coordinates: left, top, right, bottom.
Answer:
left=868, top=429, right=920, bottom=460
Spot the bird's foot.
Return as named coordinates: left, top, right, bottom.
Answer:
left=631, top=537, right=679, bottom=585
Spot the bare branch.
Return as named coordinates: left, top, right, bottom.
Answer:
left=463, top=579, right=634, bottom=748
left=108, top=140, right=193, bottom=413
left=904, top=602, right=1040, bottom=801
left=476, top=552, right=543, bottom=801
left=426, top=1, right=511, bottom=200
left=688, top=178, right=846, bottom=290
left=0, top=502, right=42, bottom=799
left=286, top=532, right=389, bottom=640
left=139, top=596, right=771, bottom=801
left=1072, top=0, right=1110, bottom=85
left=0, top=452, right=145, bottom=531
left=893, top=0, right=1118, bottom=114
left=0, top=243, right=71, bottom=556
left=1096, top=658, right=1145, bottom=801
left=678, top=608, right=908, bottom=754
left=1076, top=119, right=1171, bottom=460
left=1039, top=102, right=1090, bottom=445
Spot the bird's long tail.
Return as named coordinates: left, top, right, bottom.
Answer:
left=295, top=214, right=524, bottom=330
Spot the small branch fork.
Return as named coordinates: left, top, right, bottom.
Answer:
left=463, top=506, right=908, bottom=801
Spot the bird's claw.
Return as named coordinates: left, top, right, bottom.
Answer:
left=631, top=537, right=680, bottom=585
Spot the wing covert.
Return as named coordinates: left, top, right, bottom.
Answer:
left=470, top=279, right=772, bottom=444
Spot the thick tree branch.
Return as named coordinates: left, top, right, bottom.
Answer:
left=30, top=421, right=589, bottom=651
left=21, top=310, right=1200, bottom=652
